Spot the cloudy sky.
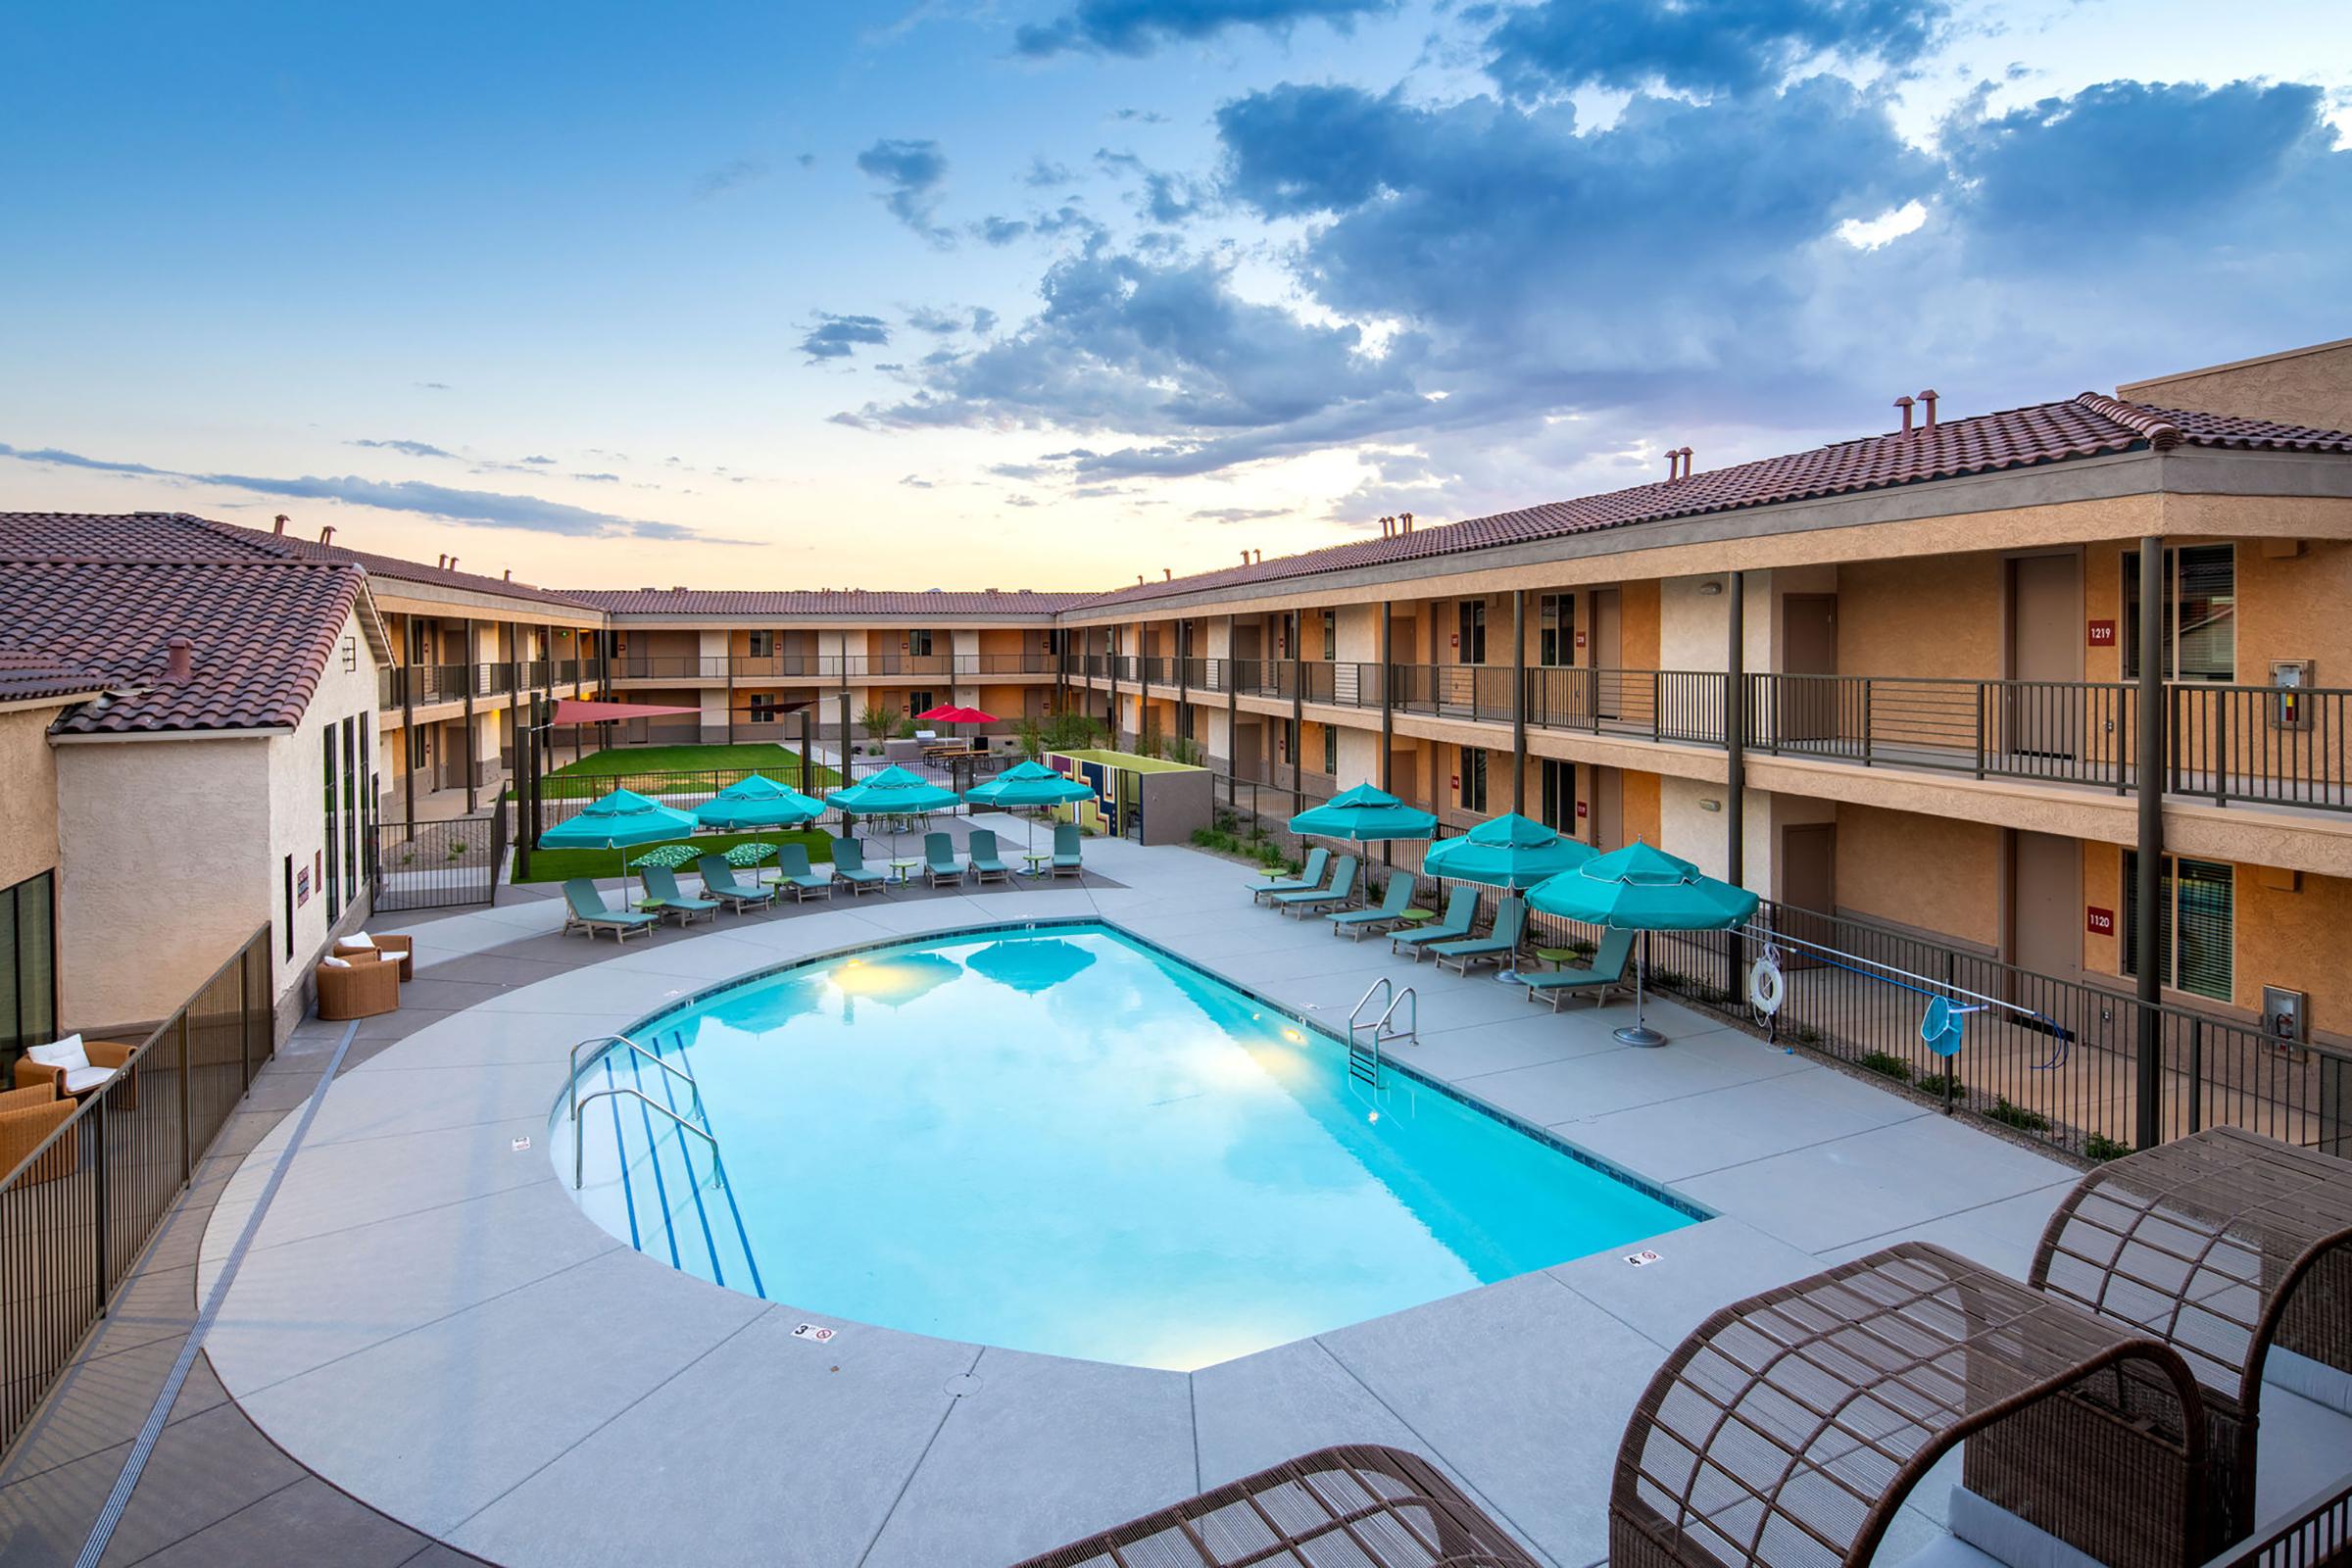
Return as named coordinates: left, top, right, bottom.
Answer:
left=4, top=0, right=2348, bottom=591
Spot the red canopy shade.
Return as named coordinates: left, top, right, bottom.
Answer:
left=914, top=705, right=998, bottom=725
left=550, top=697, right=708, bottom=724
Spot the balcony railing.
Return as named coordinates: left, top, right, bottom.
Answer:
left=605, top=653, right=1057, bottom=682
left=1080, top=656, right=2352, bottom=814
left=379, top=658, right=606, bottom=710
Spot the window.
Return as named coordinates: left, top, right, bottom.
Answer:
left=907, top=628, right=935, bottom=657
left=747, top=630, right=774, bottom=659
left=1321, top=611, right=1336, bottom=662
left=2122, top=852, right=2233, bottom=1002
left=359, top=721, right=375, bottom=887
left=1, top=871, right=58, bottom=1062
left=323, top=724, right=341, bottom=920
left=408, top=725, right=428, bottom=771
left=749, top=694, right=780, bottom=724
left=1460, top=746, right=1489, bottom=811
left=1322, top=724, right=1337, bottom=776
left=2123, top=545, right=2235, bottom=682
left=1539, top=594, right=1574, bottom=667
left=1457, top=601, right=1487, bottom=663
left=1539, top=758, right=1577, bottom=831
left=908, top=691, right=935, bottom=720
left=342, top=715, right=359, bottom=903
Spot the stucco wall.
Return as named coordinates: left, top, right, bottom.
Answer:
left=1835, top=803, right=2002, bottom=949
left=0, top=707, right=63, bottom=892
left=2119, top=338, right=2352, bottom=434
left=56, top=735, right=273, bottom=1031
left=1837, top=553, right=2006, bottom=678
left=266, top=607, right=386, bottom=1004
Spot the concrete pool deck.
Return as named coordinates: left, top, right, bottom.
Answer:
left=185, top=823, right=2125, bottom=1566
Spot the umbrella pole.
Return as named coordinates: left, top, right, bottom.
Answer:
left=1615, top=929, right=1667, bottom=1048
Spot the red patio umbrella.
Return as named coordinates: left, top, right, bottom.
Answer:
left=913, top=704, right=998, bottom=727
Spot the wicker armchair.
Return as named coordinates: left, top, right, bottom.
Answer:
left=12, top=1039, right=137, bottom=1104
left=316, top=954, right=400, bottom=1020
left=2029, top=1126, right=2352, bottom=1550
left=335, top=933, right=414, bottom=981
left=1011, top=1445, right=1541, bottom=1568
left=1610, top=1241, right=2216, bottom=1568
left=0, top=1084, right=78, bottom=1185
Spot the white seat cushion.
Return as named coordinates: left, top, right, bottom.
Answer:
left=320, top=955, right=352, bottom=968
left=342, top=931, right=376, bottom=950
left=27, top=1035, right=89, bottom=1072
left=63, top=1064, right=115, bottom=1094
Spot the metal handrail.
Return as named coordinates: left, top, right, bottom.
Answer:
left=567, top=1034, right=700, bottom=1127
left=1372, top=986, right=1417, bottom=1046
left=1348, top=977, right=1394, bottom=1040
left=572, top=1087, right=720, bottom=1189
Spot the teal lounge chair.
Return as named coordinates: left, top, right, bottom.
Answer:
left=773, top=843, right=835, bottom=902
left=1327, top=872, right=1415, bottom=939
left=1251, top=847, right=1329, bottom=905
left=1051, top=821, right=1084, bottom=878
left=1431, top=895, right=1527, bottom=976
left=562, top=878, right=658, bottom=943
left=966, top=829, right=1011, bottom=885
left=1521, top=927, right=1638, bottom=1011
left=696, top=856, right=777, bottom=914
left=922, top=831, right=964, bottom=887
left=831, top=836, right=888, bottom=896
left=639, top=864, right=719, bottom=926
left=1273, top=854, right=1358, bottom=917
left=1392, top=885, right=1480, bottom=959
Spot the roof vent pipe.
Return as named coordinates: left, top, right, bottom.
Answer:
left=504, top=569, right=514, bottom=581
left=1665, top=450, right=1680, bottom=481
left=448, top=557, right=458, bottom=572
left=1399, top=512, right=1413, bottom=533
left=1162, top=567, right=1172, bottom=580
left=1241, top=551, right=1251, bottom=565
left=1679, top=446, right=1695, bottom=476
left=165, top=636, right=193, bottom=683
left=1895, top=395, right=1914, bottom=436
left=1918, top=389, right=1938, bottom=430
left=272, top=514, right=288, bottom=535
left=319, top=525, right=336, bottom=545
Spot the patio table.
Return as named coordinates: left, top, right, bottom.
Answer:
left=1020, top=850, right=1053, bottom=878
left=888, top=858, right=920, bottom=886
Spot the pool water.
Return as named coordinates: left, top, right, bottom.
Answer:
left=558, top=922, right=1696, bottom=1370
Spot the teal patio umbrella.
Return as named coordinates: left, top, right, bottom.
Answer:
left=1422, top=812, right=1593, bottom=890
left=1528, top=840, right=1760, bottom=1048
left=965, top=760, right=1096, bottom=853
left=694, top=773, right=827, bottom=831
left=827, top=764, right=963, bottom=858
left=1287, top=783, right=1437, bottom=844
left=539, top=787, right=699, bottom=896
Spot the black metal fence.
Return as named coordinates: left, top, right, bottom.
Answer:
left=524, top=751, right=1028, bottom=845
left=0, top=926, right=274, bottom=1454
left=2204, top=1473, right=2352, bottom=1568
left=371, top=793, right=510, bottom=911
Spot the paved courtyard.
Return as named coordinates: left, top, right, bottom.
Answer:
left=9, top=819, right=2347, bottom=1567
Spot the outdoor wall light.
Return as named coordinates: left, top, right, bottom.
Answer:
left=1698, top=798, right=1723, bottom=811
left=1697, top=580, right=1725, bottom=596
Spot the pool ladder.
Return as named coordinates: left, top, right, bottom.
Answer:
left=568, top=1034, right=720, bottom=1190
left=1347, top=979, right=1417, bottom=1089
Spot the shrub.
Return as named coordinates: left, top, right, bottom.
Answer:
left=1915, top=1070, right=1963, bottom=1099
left=2082, top=1133, right=2133, bottom=1162
left=894, top=715, right=918, bottom=739
left=1043, top=710, right=1104, bottom=752
left=1859, top=1051, right=1913, bottom=1083
left=1985, top=1097, right=2051, bottom=1132
left=858, top=705, right=893, bottom=744
left=1015, top=715, right=1045, bottom=760
left=1166, top=736, right=1204, bottom=765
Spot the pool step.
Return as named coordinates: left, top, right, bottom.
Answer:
left=575, top=1038, right=766, bottom=1298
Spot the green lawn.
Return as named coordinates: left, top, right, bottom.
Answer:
left=533, top=742, right=840, bottom=800
left=515, top=827, right=836, bottom=885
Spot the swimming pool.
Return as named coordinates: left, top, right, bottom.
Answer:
left=557, top=921, right=1698, bottom=1370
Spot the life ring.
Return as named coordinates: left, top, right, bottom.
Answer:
left=1747, top=955, right=1786, bottom=1016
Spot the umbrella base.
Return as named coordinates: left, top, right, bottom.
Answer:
left=1613, top=1024, right=1668, bottom=1049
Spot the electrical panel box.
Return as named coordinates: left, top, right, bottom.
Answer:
left=2262, top=985, right=2306, bottom=1047
left=2271, top=660, right=2314, bottom=730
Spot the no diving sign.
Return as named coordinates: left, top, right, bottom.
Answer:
left=792, top=1323, right=837, bottom=1344
left=1625, top=1249, right=1663, bottom=1268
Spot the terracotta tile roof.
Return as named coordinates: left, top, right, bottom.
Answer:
left=0, top=645, right=114, bottom=706
left=0, top=514, right=370, bottom=734
left=197, top=518, right=603, bottom=610
left=567, top=587, right=1095, bottom=617
left=1073, top=393, right=2352, bottom=611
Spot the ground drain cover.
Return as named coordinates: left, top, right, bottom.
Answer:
left=944, top=1373, right=982, bottom=1397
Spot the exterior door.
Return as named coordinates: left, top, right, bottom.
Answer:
left=2006, top=553, right=2082, bottom=760
left=1592, top=765, right=1623, bottom=851
left=1776, top=822, right=1837, bottom=967
left=1590, top=589, right=1621, bottom=720
left=2007, top=829, right=2082, bottom=982
left=1777, top=595, right=1838, bottom=747
left=1233, top=719, right=1261, bottom=786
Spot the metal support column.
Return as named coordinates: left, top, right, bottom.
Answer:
left=462, top=616, right=479, bottom=814
left=400, top=616, right=416, bottom=836
left=799, top=708, right=814, bottom=796
left=1511, top=589, right=1528, bottom=814
left=1176, top=620, right=1190, bottom=754
left=1106, top=627, right=1120, bottom=745
left=2133, top=537, right=2166, bottom=1151
left=1726, top=570, right=1745, bottom=889
left=725, top=640, right=736, bottom=746
left=514, top=694, right=535, bottom=880
left=1380, top=600, right=1395, bottom=869
left=1290, top=609, right=1303, bottom=817
left=1225, top=614, right=1238, bottom=808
